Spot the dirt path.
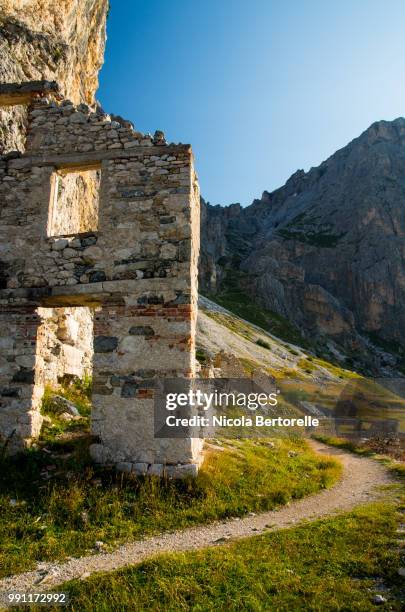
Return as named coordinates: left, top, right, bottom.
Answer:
left=0, top=441, right=394, bottom=594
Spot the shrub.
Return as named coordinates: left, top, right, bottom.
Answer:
left=256, top=338, right=271, bottom=350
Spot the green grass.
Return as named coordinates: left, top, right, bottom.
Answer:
left=42, top=501, right=404, bottom=611
left=314, top=435, right=405, bottom=480
left=195, top=348, right=208, bottom=365
left=0, top=383, right=341, bottom=578
left=314, top=435, right=374, bottom=455
left=39, top=378, right=92, bottom=440
left=297, top=357, right=343, bottom=379
left=45, top=374, right=92, bottom=415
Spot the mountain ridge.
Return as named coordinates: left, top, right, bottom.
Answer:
left=200, top=117, right=405, bottom=375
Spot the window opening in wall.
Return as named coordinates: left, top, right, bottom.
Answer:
left=48, top=166, right=101, bottom=237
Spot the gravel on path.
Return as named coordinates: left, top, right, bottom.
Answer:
left=0, top=440, right=394, bottom=595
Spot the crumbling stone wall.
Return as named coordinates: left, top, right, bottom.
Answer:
left=0, top=83, right=202, bottom=475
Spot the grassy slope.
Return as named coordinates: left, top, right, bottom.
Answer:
left=0, top=386, right=340, bottom=577
left=197, top=293, right=358, bottom=384
left=43, top=500, right=404, bottom=611
left=203, top=270, right=309, bottom=348
left=197, top=298, right=405, bottom=437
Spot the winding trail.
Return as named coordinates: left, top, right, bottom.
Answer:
left=0, top=441, right=394, bottom=594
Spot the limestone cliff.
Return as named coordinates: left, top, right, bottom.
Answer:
left=0, top=0, right=108, bottom=152
left=0, top=0, right=109, bottom=388
left=200, top=119, right=405, bottom=375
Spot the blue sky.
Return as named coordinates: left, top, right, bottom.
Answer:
left=98, top=0, right=405, bottom=206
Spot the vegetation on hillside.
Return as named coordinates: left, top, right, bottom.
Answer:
left=204, top=269, right=309, bottom=348
left=199, top=298, right=405, bottom=442
left=315, top=435, right=405, bottom=478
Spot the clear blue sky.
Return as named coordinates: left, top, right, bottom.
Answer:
left=98, top=0, right=405, bottom=206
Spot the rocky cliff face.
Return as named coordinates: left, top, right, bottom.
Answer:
left=200, top=119, right=405, bottom=373
left=0, top=0, right=108, bottom=151
left=0, top=0, right=109, bottom=387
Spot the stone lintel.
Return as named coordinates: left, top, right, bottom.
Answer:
left=6, top=145, right=192, bottom=170
left=0, top=80, right=61, bottom=107
left=0, top=278, right=192, bottom=308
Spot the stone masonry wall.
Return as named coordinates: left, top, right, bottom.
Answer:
left=0, top=98, right=193, bottom=290
left=0, top=307, right=42, bottom=453
left=0, top=84, right=202, bottom=474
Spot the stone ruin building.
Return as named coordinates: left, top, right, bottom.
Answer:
left=0, top=80, right=203, bottom=477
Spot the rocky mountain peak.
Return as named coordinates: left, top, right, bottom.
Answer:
left=200, top=118, right=405, bottom=375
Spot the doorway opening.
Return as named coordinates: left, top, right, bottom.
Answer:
left=34, top=306, right=94, bottom=429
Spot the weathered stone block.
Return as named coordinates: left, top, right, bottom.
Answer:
left=94, top=336, right=118, bottom=353
left=116, top=462, right=133, bottom=473
left=133, top=462, right=148, bottom=475
left=128, top=325, right=155, bottom=336
left=53, top=239, right=68, bottom=251
left=166, top=463, right=199, bottom=478
left=121, top=381, right=138, bottom=397
left=148, top=464, right=164, bottom=477
left=89, top=271, right=106, bottom=282
left=12, top=368, right=35, bottom=384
